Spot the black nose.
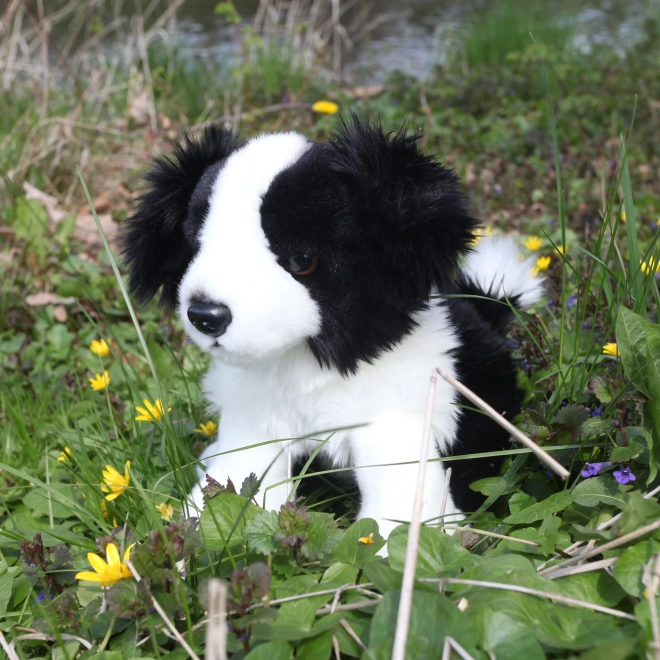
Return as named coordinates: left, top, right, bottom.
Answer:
left=187, top=303, right=232, bottom=337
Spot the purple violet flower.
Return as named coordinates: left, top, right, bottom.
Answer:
left=613, top=466, right=636, bottom=485
left=581, top=462, right=613, bottom=478
left=591, top=406, right=604, bottom=417
left=566, top=294, right=578, bottom=308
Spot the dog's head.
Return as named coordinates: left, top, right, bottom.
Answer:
left=122, top=116, right=478, bottom=374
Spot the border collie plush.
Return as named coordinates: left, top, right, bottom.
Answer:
left=122, top=116, right=542, bottom=538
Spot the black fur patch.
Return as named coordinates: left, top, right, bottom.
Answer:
left=122, top=126, right=242, bottom=308
left=261, top=116, right=480, bottom=375
left=443, top=296, right=525, bottom=513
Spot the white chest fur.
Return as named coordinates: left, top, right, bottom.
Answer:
left=190, top=302, right=464, bottom=538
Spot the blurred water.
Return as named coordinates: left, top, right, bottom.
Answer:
left=46, top=0, right=657, bottom=81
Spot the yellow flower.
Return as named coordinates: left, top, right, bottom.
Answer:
left=75, top=542, right=134, bottom=587
left=101, top=461, right=130, bottom=501
left=641, top=257, right=660, bottom=275
left=555, top=245, right=568, bottom=255
left=135, top=398, right=171, bottom=422
left=57, top=446, right=72, bottom=462
left=89, top=370, right=111, bottom=391
left=155, top=502, right=174, bottom=521
left=620, top=209, right=626, bottom=222
left=523, top=236, right=542, bottom=251
left=532, top=255, right=551, bottom=276
left=603, top=343, right=620, bottom=357
left=311, top=100, right=339, bottom=115
left=195, top=420, right=218, bottom=436
left=359, top=533, right=375, bottom=545
left=469, top=225, right=492, bottom=247
left=90, top=339, right=110, bottom=357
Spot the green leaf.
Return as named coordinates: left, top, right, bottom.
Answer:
left=616, top=306, right=653, bottom=395
left=609, top=439, right=644, bottom=463
left=644, top=331, right=660, bottom=483
left=243, top=509, right=281, bottom=555
left=580, top=417, right=614, bottom=436
left=470, top=475, right=520, bottom=496
left=508, top=491, right=537, bottom=515
left=387, top=525, right=478, bottom=578
left=368, top=589, right=479, bottom=657
left=23, top=485, right=75, bottom=519
left=0, top=564, right=13, bottom=616
left=301, top=513, right=342, bottom=560
left=14, top=197, right=48, bottom=267
left=555, top=571, right=625, bottom=608
left=612, top=539, right=660, bottom=597
left=588, top=376, right=614, bottom=403
left=502, top=490, right=574, bottom=525
left=614, top=490, right=660, bottom=536
left=539, top=515, right=561, bottom=555
left=572, top=476, right=626, bottom=509
left=479, top=610, right=545, bottom=660
left=296, top=631, right=333, bottom=660
left=556, top=404, right=590, bottom=429
left=245, top=640, right=293, bottom=660
left=331, top=518, right=385, bottom=566
left=200, top=493, right=259, bottom=551
left=320, top=562, right=358, bottom=587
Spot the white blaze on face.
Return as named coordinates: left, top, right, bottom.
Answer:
left=178, top=133, right=322, bottom=364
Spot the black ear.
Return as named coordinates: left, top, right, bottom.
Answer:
left=328, top=115, right=478, bottom=304
left=121, top=126, right=242, bottom=309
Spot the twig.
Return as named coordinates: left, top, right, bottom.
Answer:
left=644, top=554, right=660, bottom=660
left=392, top=370, right=438, bottom=660
left=435, top=367, right=570, bottom=480
left=430, top=578, right=636, bottom=621
left=340, top=618, right=368, bottom=652
left=537, top=484, right=660, bottom=571
left=442, top=635, right=476, bottom=660
left=125, top=560, right=202, bottom=660
left=440, top=466, right=452, bottom=521
left=206, top=579, right=228, bottom=660
left=316, top=599, right=381, bottom=616
left=332, top=634, right=341, bottom=659
left=10, top=632, right=94, bottom=650
left=0, top=630, right=20, bottom=660
left=441, top=525, right=541, bottom=548
left=546, top=557, right=617, bottom=580
left=539, top=518, right=660, bottom=576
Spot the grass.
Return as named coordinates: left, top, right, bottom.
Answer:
left=2, top=1, right=660, bottom=658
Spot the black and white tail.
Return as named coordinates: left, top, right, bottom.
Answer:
left=455, top=236, right=544, bottom=333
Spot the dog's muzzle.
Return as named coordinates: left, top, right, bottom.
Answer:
left=187, top=303, right=232, bottom=337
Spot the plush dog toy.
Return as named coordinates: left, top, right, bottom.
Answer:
left=122, top=116, right=542, bottom=537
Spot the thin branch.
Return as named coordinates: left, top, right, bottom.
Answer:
left=430, top=577, right=636, bottom=621
left=206, top=579, right=228, bottom=660
left=436, top=367, right=570, bottom=479
left=0, top=630, right=20, bottom=660
left=547, top=557, right=617, bottom=580
left=539, top=518, right=660, bottom=576
left=442, top=525, right=541, bottom=548
left=644, top=554, right=660, bottom=660
left=538, top=484, right=660, bottom=571
left=125, top=560, right=202, bottom=660
left=340, top=618, right=368, bottom=652
left=392, top=370, right=438, bottom=660
left=442, top=636, right=476, bottom=660
left=316, top=599, right=381, bottom=616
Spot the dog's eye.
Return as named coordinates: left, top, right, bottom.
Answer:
left=288, top=255, right=319, bottom=275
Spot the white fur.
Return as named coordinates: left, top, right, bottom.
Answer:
left=462, top=236, right=544, bottom=309
left=188, top=303, right=465, bottom=540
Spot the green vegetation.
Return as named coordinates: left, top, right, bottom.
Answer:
left=2, top=1, right=660, bottom=658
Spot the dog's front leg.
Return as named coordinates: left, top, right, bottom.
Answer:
left=350, top=415, right=460, bottom=543
left=187, top=426, right=291, bottom=514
